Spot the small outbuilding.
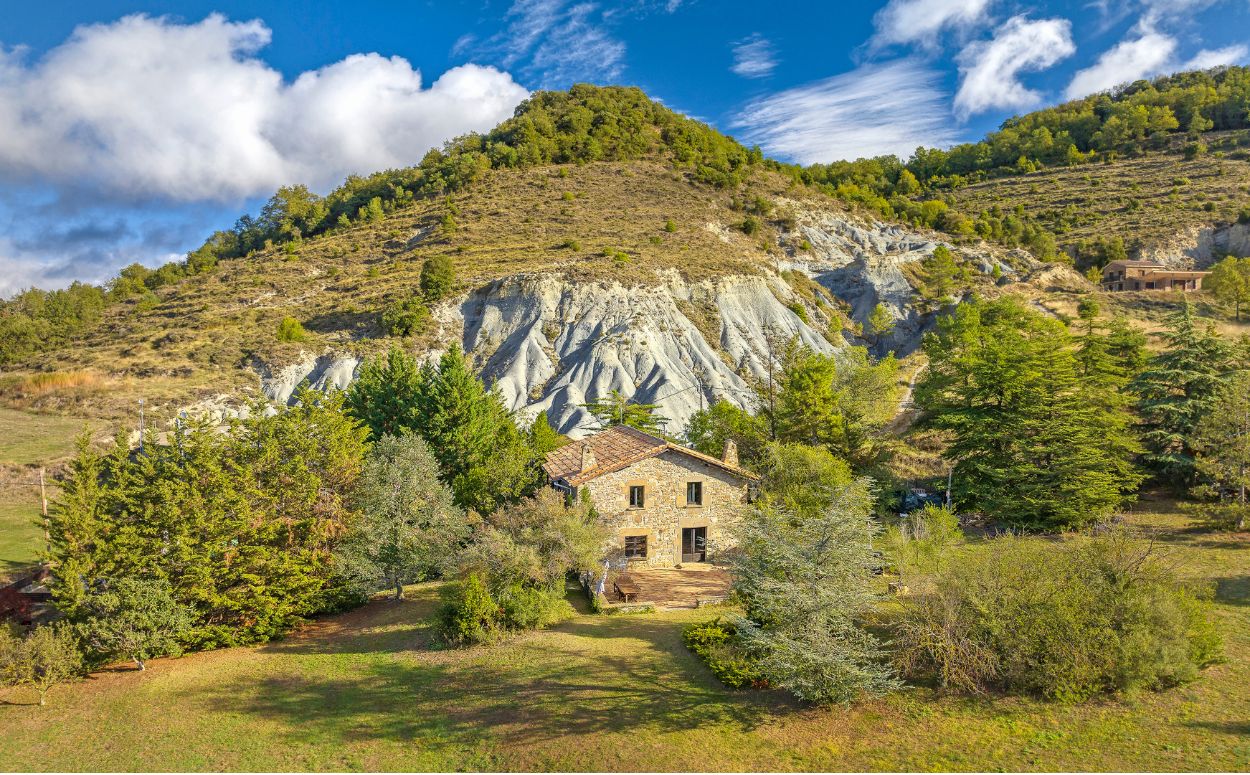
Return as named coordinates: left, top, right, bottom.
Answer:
left=543, top=425, right=758, bottom=567
left=1100, top=259, right=1208, bottom=292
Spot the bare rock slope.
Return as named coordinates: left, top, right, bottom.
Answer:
left=257, top=208, right=1006, bottom=437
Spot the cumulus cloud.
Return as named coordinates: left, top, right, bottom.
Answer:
left=1066, top=22, right=1248, bottom=100
left=733, top=59, right=961, bottom=164
left=0, top=13, right=529, bottom=203
left=871, top=0, right=996, bottom=49
left=954, top=16, right=1075, bottom=117
left=0, top=13, right=531, bottom=293
left=731, top=34, right=777, bottom=78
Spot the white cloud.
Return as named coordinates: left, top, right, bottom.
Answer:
left=1064, top=25, right=1177, bottom=98
left=871, top=0, right=995, bottom=49
left=733, top=59, right=961, bottom=164
left=0, top=14, right=529, bottom=202
left=954, top=16, right=1075, bottom=117
left=1181, top=43, right=1249, bottom=70
left=731, top=34, right=777, bottom=78
left=485, top=0, right=626, bottom=86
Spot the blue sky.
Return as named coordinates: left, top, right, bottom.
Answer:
left=1, top=0, right=1248, bottom=293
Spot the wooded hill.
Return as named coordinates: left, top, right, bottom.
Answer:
left=2, top=74, right=1248, bottom=423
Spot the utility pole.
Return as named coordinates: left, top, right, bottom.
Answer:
left=945, top=465, right=953, bottom=510
left=39, top=466, right=50, bottom=549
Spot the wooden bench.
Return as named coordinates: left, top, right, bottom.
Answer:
left=613, top=574, right=640, bottom=603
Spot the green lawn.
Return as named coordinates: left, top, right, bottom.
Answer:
left=0, top=408, right=90, bottom=579
left=0, top=500, right=42, bottom=579
left=1, top=499, right=1247, bottom=772
left=0, top=408, right=93, bottom=467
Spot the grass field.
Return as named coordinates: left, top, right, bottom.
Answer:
left=0, top=408, right=92, bottom=579
left=1, top=497, right=1246, bottom=772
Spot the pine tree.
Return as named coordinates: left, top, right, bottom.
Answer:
left=1132, top=301, right=1233, bottom=486
left=580, top=389, right=668, bottom=435
left=415, top=344, right=538, bottom=512
left=528, top=411, right=565, bottom=457
left=45, top=433, right=109, bottom=618
left=730, top=479, right=899, bottom=705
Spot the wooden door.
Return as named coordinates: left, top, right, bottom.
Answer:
left=681, top=527, right=707, bottom=562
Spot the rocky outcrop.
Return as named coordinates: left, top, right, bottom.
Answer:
left=257, top=353, right=362, bottom=406
left=250, top=204, right=1010, bottom=438
left=1139, top=221, right=1250, bottom=268
left=460, top=272, right=834, bottom=436
left=778, top=204, right=1006, bottom=357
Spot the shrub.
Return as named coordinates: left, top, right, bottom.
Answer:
left=684, top=618, right=767, bottom=689
left=0, top=623, right=83, bottom=706
left=664, top=218, right=677, bottom=233
left=276, top=316, right=307, bottom=342
left=496, top=583, right=574, bottom=630
left=559, top=239, right=581, bottom=251
left=77, top=578, right=193, bottom=671
left=741, top=217, right=760, bottom=235
left=439, top=573, right=498, bottom=645
left=893, top=531, right=1222, bottom=701
left=381, top=298, right=432, bottom=337
left=420, top=256, right=455, bottom=302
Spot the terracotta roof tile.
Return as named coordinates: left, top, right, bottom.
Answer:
left=543, top=425, right=758, bottom=486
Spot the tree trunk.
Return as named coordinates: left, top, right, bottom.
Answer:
left=135, top=658, right=146, bottom=671
left=394, top=581, right=404, bottom=600
left=38, top=688, right=46, bottom=706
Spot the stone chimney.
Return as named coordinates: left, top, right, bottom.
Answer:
left=722, top=439, right=739, bottom=467
left=580, top=442, right=597, bottom=473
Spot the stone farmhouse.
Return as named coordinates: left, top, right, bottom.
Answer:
left=542, top=425, right=758, bottom=567
left=1100, top=259, right=1209, bottom=292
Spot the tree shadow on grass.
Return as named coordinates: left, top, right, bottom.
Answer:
left=1213, top=575, right=1250, bottom=606
left=266, top=590, right=442, bottom=656
left=1184, top=720, right=1250, bottom=736
left=194, top=604, right=774, bottom=752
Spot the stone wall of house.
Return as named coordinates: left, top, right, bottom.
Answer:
left=580, top=450, right=751, bottom=567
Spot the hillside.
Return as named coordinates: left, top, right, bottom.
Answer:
left=5, top=80, right=1249, bottom=437
left=8, top=154, right=1029, bottom=436
left=946, top=132, right=1250, bottom=268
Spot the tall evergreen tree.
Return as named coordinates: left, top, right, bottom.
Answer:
left=730, top=478, right=899, bottom=705
left=1191, top=372, right=1250, bottom=530
left=345, top=346, right=425, bottom=440
left=47, top=389, right=369, bottom=649
left=1132, top=301, right=1233, bottom=486
left=918, top=297, right=1142, bottom=530
left=414, top=344, right=540, bottom=513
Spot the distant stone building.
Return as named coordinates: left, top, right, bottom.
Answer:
left=1100, top=259, right=1209, bottom=292
left=542, top=425, right=758, bottom=567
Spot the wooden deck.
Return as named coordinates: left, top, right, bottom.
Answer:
left=605, top=563, right=731, bottom=610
